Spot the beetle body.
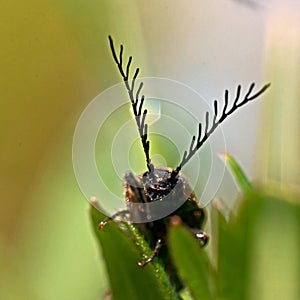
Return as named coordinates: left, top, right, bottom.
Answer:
left=124, top=167, right=207, bottom=289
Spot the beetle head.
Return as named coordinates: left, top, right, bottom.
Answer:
left=142, top=168, right=178, bottom=202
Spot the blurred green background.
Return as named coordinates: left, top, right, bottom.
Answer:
left=1, top=1, right=299, bottom=299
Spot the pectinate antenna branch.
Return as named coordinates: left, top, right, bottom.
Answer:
left=247, top=83, right=271, bottom=101
left=189, top=136, right=196, bottom=153
left=131, top=67, right=139, bottom=92
left=213, top=100, right=218, bottom=125
left=171, top=82, right=271, bottom=178
left=125, top=56, right=132, bottom=80
left=204, top=111, right=209, bottom=137
left=197, top=123, right=202, bottom=144
left=136, top=82, right=143, bottom=103
left=233, top=85, right=242, bottom=106
left=119, top=45, right=123, bottom=67
left=138, top=95, right=145, bottom=116
left=108, top=35, right=153, bottom=172
left=223, top=90, right=229, bottom=115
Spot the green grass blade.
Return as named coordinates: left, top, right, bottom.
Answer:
left=216, top=189, right=300, bottom=300
left=221, top=153, right=252, bottom=193
left=216, top=216, right=248, bottom=300
left=238, top=190, right=300, bottom=300
left=90, top=205, right=178, bottom=300
left=169, top=223, right=213, bottom=300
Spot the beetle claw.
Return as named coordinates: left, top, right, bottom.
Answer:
left=195, top=230, right=209, bottom=247
left=137, top=239, right=162, bottom=268
left=99, top=220, right=107, bottom=231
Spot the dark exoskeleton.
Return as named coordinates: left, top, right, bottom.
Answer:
left=100, top=36, right=270, bottom=290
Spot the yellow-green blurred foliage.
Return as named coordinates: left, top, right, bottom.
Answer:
left=0, top=1, right=143, bottom=298
left=1, top=1, right=299, bottom=299
left=260, top=5, right=300, bottom=187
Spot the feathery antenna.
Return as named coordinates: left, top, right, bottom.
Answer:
left=171, top=82, right=271, bottom=178
left=108, top=36, right=154, bottom=172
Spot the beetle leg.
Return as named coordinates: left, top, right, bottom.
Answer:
left=124, top=172, right=152, bottom=221
left=171, top=215, right=209, bottom=247
left=99, top=210, right=129, bottom=230
left=138, top=239, right=162, bottom=268
left=194, top=230, right=209, bottom=247
left=124, top=172, right=147, bottom=203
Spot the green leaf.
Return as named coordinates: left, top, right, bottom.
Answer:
left=90, top=205, right=178, bottom=300
left=169, top=224, right=213, bottom=300
left=236, top=190, right=300, bottom=300
left=215, top=210, right=248, bottom=300
left=216, top=188, right=300, bottom=300
left=221, top=153, right=252, bottom=193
